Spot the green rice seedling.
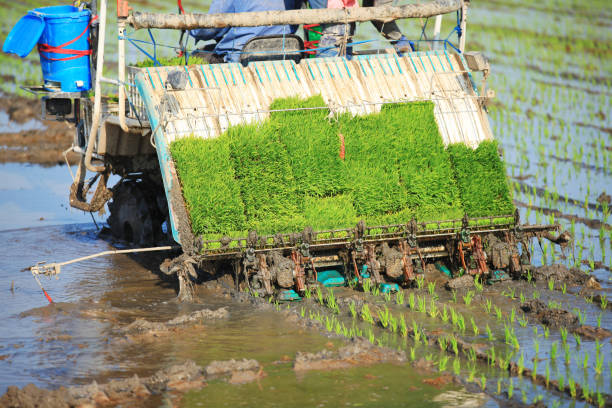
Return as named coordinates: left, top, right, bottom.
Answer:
left=325, top=315, right=334, bottom=331
left=451, top=290, right=457, bottom=303
left=560, top=327, right=568, bottom=344
left=486, top=324, right=495, bottom=341
left=409, top=347, right=416, bottom=361
left=484, top=298, right=492, bottom=314
left=545, top=364, right=550, bottom=388
left=568, top=378, right=576, bottom=399
left=494, top=305, right=503, bottom=321
left=411, top=320, right=421, bottom=342
left=564, top=344, right=571, bottom=365
left=450, top=306, right=458, bottom=326
left=543, top=326, right=549, bottom=338
left=480, top=374, right=486, bottom=391
left=348, top=301, right=356, bottom=319
left=561, top=283, right=567, bottom=294
left=488, top=346, right=496, bottom=367
left=453, top=358, right=461, bottom=376
left=457, top=314, right=466, bottom=333
left=408, top=293, right=416, bottom=310
left=573, top=333, right=581, bottom=347
left=362, top=279, right=371, bottom=294
left=441, top=305, right=449, bottom=323
left=532, top=290, right=540, bottom=299
left=300, top=307, right=305, bottom=318
left=509, top=308, right=516, bottom=324
left=389, top=314, right=398, bottom=333
left=335, top=320, right=342, bottom=335
left=428, top=298, right=438, bottom=318
left=450, top=336, right=459, bottom=355
left=507, top=288, right=515, bottom=299
left=468, top=366, right=476, bottom=382
left=372, top=285, right=380, bottom=297
left=557, top=372, right=566, bottom=394
left=416, top=275, right=425, bottom=290
left=395, top=291, right=404, bottom=305
left=367, top=328, right=375, bottom=344
left=417, top=295, right=427, bottom=313
left=400, top=314, right=407, bottom=337
left=519, top=292, right=525, bottom=303
left=521, top=389, right=527, bottom=404
left=384, top=291, right=391, bottom=303
left=518, top=315, right=528, bottom=328
left=601, top=294, right=608, bottom=310
left=550, top=341, right=558, bottom=361
left=497, top=379, right=502, bottom=395
left=474, top=275, right=484, bottom=292
left=463, top=290, right=475, bottom=306
left=598, top=393, right=605, bottom=408
left=361, top=304, right=374, bottom=325
left=517, top=352, right=525, bottom=376
left=427, top=282, right=437, bottom=297
left=526, top=270, right=533, bottom=284
left=304, top=287, right=311, bottom=299
left=548, top=278, right=555, bottom=291
left=376, top=338, right=383, bottom=347
left=508, top=378, right=514, bottom=399
left=582, top=383, right=591, bottom=403
left=532, top=326, right=539, bottom=338
left=470, top=317, right=479, bottom=336
left=316, top=286, right=324, bottom=305
left=438, top=336, right=447, bottom=352
left=326, top=289, right=339, bottom=313
left=582, top=353, right=589, bottom=370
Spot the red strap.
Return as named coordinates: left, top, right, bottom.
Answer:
left=38, top=15, right=97, bottom=61
left=177, top=0, right=185, bottom=14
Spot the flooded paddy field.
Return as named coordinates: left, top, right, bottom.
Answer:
left=1, top=0, right=611, bottom=407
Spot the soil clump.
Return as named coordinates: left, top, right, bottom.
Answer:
left=519, top=299, right=579, bottom=328
left=531, top=264, right=589, bottom=285
left=0, top=358, right=261, bottom=408
left=294, top=337, right=406, bottom=371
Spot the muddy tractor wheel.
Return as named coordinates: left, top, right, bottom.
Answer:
left=107, top=180, right=165, bottom=245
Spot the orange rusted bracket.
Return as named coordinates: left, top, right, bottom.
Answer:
left=458, top=240, right=469, bottom=273
left=291, top=250, right=306, bottom=293
left=257, top=254, right=273, bottom=296
left=399, top=240, right=415, bottom=282
left=471, top=235, right=489, bottom=275
left=364, top=244, right=382, bottom=284
left=309, top=258, right=318, bottom=283
left=351, top=251, right=362, bottom=282
left=117, top=0, right=131, bottom=18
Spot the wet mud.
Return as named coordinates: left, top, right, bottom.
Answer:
left=0, top=96, right=79, bottom=166
left=293, top=337, right=406, bottom=371
left=0, top=358, right=263, bottom=408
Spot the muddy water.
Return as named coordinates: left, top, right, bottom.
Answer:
left=0, top=167, right=484, bottom=407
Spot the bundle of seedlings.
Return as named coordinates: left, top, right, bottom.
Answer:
left=171, top=96, right=515, bottom=239
left=447, top=140, right=514, bottom=217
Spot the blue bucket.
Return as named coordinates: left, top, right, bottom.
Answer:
left=30, top=5, right=92, bottom=92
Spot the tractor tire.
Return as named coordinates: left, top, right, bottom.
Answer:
left=107, top=180, right=165, bottom=245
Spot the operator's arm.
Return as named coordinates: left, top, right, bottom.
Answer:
left=190, top=0, right=233, bottom=42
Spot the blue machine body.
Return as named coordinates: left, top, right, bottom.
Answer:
left=278, top=289, right=301, bottom=301
left=317, top=269, right=346, bottom=287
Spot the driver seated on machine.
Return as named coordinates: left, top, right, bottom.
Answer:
left=190, top=0, right=301, bottom=63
